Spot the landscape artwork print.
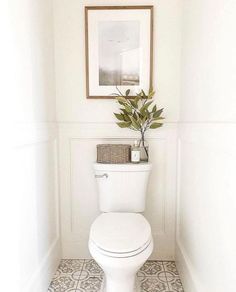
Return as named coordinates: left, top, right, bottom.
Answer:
left=85, top=6, right=153, bottom=98
left=99, top=21, right=140, bottom=86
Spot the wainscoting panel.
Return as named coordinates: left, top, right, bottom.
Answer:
left=176, top=123, right=236, bottom=292
left=17, top=123, right=61, bottom=292
left=59, top=123, right=177, bottom=259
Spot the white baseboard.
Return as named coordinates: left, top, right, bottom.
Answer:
left=23, top=238, right=61, bottom=292
left=176, top=240, right=202, bottom=292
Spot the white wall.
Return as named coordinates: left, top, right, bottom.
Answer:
left=176, top=0, right=236, bottom=291
left=5, top=0, right=236, bottom=290
left=54, top=0, right=181, bottom=123
left=10, top=0, right=61, bottom=291
left=54, top=0, right=182, bottom=259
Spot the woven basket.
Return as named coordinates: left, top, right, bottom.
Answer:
left=97, top=144, right=131, bottom=164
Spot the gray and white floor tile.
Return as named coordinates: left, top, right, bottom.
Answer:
left=48, top=259, right=184, bottom=292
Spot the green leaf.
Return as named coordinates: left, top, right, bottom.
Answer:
left=122, top=114, right=130, bottom=122
left=140, top=101, right=153, bottom=112
left=134, top=95, right=140, bottom=105
left=140, top=107, right=151, bottom=118
left=125, top=89, right=130, bottom=96
left=124, top=104, right=132, bottom=113
left=148, top=92, right=155, bottom=99
left=120, top=108, right=131, bottom=116
left=149, top=87, right=153, bottom=93
left=116, top=96, right=127, bottom=104
left=136, top=92, right=143, bottom=99
left=114, top=87, right=164, bottom=132
left=120, top=108, right=129, bottom=115
left=153, top=116, right=165, bottom=121
left=114, top=113, right=125, bottom=121
left=139, top=108, right=146, bottom=117
left=116, top=121, right=132, bottom=128
left=150, top=122, right=163, bottom=129
left=148, top=87, right=155, bottom=99
left=142, top=115, right=147, bottom=122
left=141, top=90, right=147, bottom=99
left=130, top=116, right=140, bottom=130
left=117, top=101, right=125, bottom=106
left=153, top=108, right=163, bottom=118
left=130, top=99, right=138, bottom=108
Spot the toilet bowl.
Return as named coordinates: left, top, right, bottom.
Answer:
left=89, top=212, right=153, bottom=292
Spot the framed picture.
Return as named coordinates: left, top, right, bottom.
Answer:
left=85, top=6, right=153, bottom=99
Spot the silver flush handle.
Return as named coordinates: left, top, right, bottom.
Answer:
left=95, top=173, right=108, bottom=179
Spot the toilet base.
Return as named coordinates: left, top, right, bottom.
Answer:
left=89, top=239, right=153, bottom=292
left=101, top=276, right=141, bottom=292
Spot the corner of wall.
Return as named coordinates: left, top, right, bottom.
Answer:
left=23, top=238, right=61, bottom=292
left=176, top=240, right=199, bottom=292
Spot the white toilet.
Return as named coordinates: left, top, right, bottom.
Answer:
left=89, top=163, right=153, bottom=292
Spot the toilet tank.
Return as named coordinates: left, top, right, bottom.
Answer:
left=93, top=163, right=152, bottom=212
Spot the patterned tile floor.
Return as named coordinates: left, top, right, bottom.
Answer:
left=48, top=259, right=184, bottom=292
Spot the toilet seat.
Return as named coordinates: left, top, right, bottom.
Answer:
left=89, top=236, right=152, bottom=258
left=89, top=213, right=152, bottom=258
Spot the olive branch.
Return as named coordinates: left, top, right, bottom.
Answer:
left=113, top=87, right=164, bottom=136
left=113, top=87, right=164, bottom=160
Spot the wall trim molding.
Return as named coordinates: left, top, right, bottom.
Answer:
left=57, top=121, right=179, bottom=124
left=23, top=237, right=61, bottom=292
left=176, top=239, right=204, bottom=292
left=58, top=122, right=177, bottom=139
left=178, top=121, right=236, bottom=124
left=17, top=122, right=61, bottom=292
left=175, top=134, right=202, bottom=292
left=16, top=123, right=58, bottom=147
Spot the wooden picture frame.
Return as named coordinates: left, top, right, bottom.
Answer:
left=85, top=6, right=153, bottom=99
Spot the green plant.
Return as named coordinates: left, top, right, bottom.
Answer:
left=113, top=87, right=164, bottom=160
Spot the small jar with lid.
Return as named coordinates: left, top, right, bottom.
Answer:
left=131, top=140, right=141, bottom=163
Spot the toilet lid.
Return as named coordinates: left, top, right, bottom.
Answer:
left=90, top=213, right=152, bottom=254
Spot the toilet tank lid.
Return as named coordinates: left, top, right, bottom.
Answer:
left=93, top=162, right=152, bottom=172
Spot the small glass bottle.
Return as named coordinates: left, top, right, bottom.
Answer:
left=139, top=138, right=149, bottom=162
left=131, top=140, right=141, bottom=163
